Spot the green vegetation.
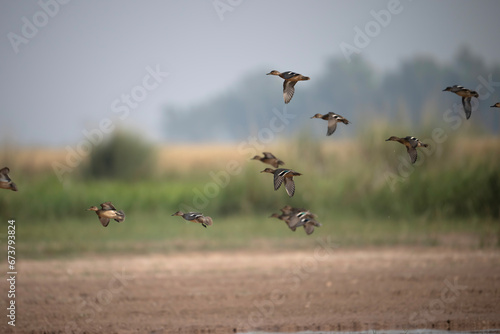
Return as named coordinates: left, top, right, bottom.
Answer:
left=1, top=126, right=499, bottom=258
left=84, top=130, right=158, bottom=180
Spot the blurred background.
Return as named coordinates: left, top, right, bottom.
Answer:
left=1, top=0, right=499, bottom=258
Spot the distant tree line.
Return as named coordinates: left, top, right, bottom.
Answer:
left=163, top=46, right=500, bottom=142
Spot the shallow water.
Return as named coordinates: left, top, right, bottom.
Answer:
left=241, top=330, right=500, bottom=334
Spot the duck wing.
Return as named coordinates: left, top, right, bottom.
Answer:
left=273, top=170, right=286, bottom=191
left=326, top=117, right=339, bottom=136
left=406, top=146, right=418, bottom=164
left=304, top=223, right=315, bottom=235
left=99, top=217, right=110, bottom=227
left=288, top=214, right=302, bottom=228
left=284, top=177, right=296, bottom=197
left=405, top=137, right=420, bottom=148
left=100, top=202, right=117, bottom=210
left=262, top=152, right=277, bottom=159
left=284, top=218, right=297, bottom=231
left=280, top=71, right=299, bottom=80
left=283, top=80, right=296, bottom=104
left=0, top=167, right=10, bottom=175
left=184, top=212, right=203, bottom=221
left=462, top=97, right=472, bottom=120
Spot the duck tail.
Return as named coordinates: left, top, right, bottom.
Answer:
left=116, top=210, right=126, bottom=222
left=202, top=216, right=213, bottom=227
left=10, top=182, right=18, bottom=192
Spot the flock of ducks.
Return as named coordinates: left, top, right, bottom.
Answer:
left=2, top=71, right=499, bottom=236
left=270, top=205, right=321, bottom=235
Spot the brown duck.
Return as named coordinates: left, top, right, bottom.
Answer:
left=260, top=168, right=302, bottom=197
left=0, top=167, right=17, bottom=191
left=87, top=202, right=125, bottom=227
left=267, top=70, right=310, bottom=104
left=172, top=211, right=213, bottom=228
left=386, top=136, right=429, bottom=164
left=251, top=152, right=284, bottom=168
left=310, top=112, right=350, bottom=136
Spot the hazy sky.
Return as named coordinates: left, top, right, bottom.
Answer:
left=1, top=0, right=500, bottom=146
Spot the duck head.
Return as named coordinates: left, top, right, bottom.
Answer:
left=260, top=168, right=276, bottom=174
left=266, top=70, right=280, bottom=76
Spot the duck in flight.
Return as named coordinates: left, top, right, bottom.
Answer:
left=267, top=70, right=310, bottom=104
left=310, top=112, right=350, bottom=136
left=260, top=168, right=302, bottom=197
left=443, top=85, right=479, bottom=120
left=251, top=152, right=284, bottom=168
left=172, top=211, right=213, bottom=228
left=0, top=167, right=18, bottom=191
left=87, top=202, right=125, bottom=227
left=270, top=205, right=321, bottom=235
left=386, top=136, right=429, bottom=164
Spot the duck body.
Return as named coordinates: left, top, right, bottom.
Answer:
left=267, top=70, right=310, bottom=104
left=260, top=168, right=302, bottom=197
left=172, top=211, right=213, bottom=228
left=251, top=152, right=284, bottom=168
left=0, top=167, right=17, bottom=191
left=443, top=85, right=479, bottom=119
left=310, top=112, right=350, bottom=136
left=87, top=202, right=125, bottom=227
left=386, top=136, right=429, bottom=164
left=491, top=102, right=500, bottom=108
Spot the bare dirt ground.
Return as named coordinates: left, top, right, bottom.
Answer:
left=3, top=246, right=500, bottom=333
